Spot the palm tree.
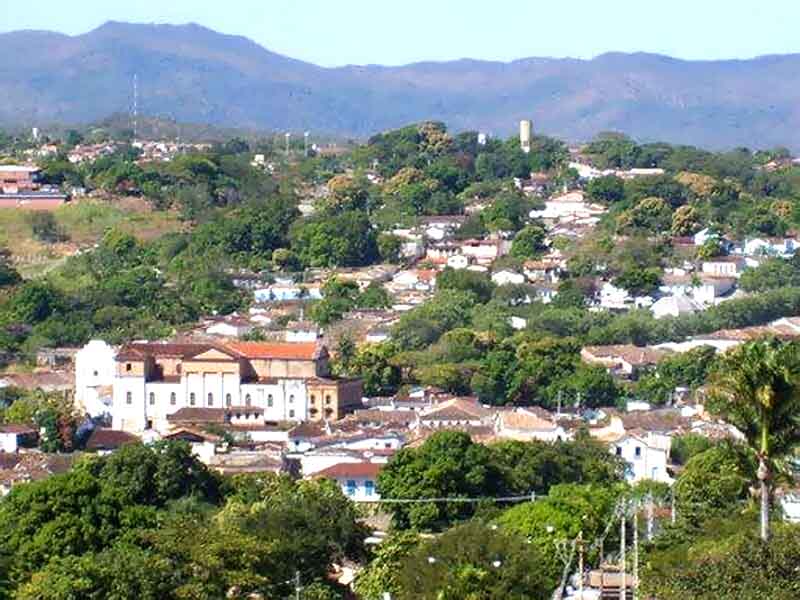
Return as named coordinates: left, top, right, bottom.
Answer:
left=710, top=338, right=800, bottom=541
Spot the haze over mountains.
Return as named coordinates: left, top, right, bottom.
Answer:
left=2, top=21, right=800, bottom=149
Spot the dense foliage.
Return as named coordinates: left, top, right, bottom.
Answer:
left=0, top=442, right=363, bottom=599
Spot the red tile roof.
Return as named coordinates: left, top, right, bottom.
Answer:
left=315, top=461, right=382, bottom=479
left=226, top=342, right=325, bottom=360
left=85, top=429, right=139, bottom=450
left=116, top=342, right=217, bottom=361
left=0, top=424, right=37, bottom=435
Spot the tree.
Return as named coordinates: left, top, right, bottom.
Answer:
left=377, top=431, right=503, bottom=530
left=673, top=444, right=752, bottom=525
left=497, top=483, right=620, bottom=580
left=509, top=223, right=547, bottom=259
left=0, top=246, right=21, bottom=288
left=708, top=339, right=800, bottom=540
left=357, top=281, right=391, bottom=309
left=670, top=205, right=700, bottom=236
left=586, top=175, right=625, bottom=204
left=348, top=342, right=402, bottom=396
left=617, top=197, right=672, bottom=233
left=291, top=211, right=379, bottom=268
left=740, top=258, right=800, bottom=292
left=436, top=268, right=494, bottom=303
left=377, top=233, right=402, bottom=263
left=613, top=267, right=661, bottom=296
left=394, top=521, right=554, bottom=600
left=27, top=212, right=67, bottom=243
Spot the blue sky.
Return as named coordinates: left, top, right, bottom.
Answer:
left=2, top=0, right=799, bottom=67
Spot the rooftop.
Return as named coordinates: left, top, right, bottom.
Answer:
left=314, top=461, right=383, bottom=479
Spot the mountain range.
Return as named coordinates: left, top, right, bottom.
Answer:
left=2, top=21, right=800, bottom=149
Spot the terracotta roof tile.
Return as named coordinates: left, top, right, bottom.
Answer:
left=314, top=461, right=382, bottom=479
left=225, top=342, right=325, bottom=360
left=85, top=428, right=139, bottom=450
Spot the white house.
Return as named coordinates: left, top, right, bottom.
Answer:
left=205, top=317, right=253, bottom=338
left=254, top=284, right=323, bottom=303
left=598, top=282, right=632, bottom=310
left=459, top=239, right=509, bottom=265
left=650, top=295, right=703, bottom=320
left=74, top=340, right=117, bottom=417
left=491, top=270, right=526, bottom=286
left=314, top=461, right=382, bottom=502
left=701, top=257, right=747, bottom=278
left=659, top=274, right=735, bottom=306
left=611, top=433, right=672, bottom=484
left=693, top=228, right=719, bottom=247
left=743, top=237, right=798, bottom=258
left=509, top=316, right=528, bottom=330
left=0, top=425, right=37, bottom=453
left=495, top=407, right=571, bottom=442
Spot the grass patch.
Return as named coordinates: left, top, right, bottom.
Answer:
left=0, top=199, right=184, bottom=278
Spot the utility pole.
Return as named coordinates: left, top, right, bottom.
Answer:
left=633, top=504, right=639, bottom=600
left=577, top=531, right=584, bottom=598
left=619, top=502, right=626, bottom=600
left=285, top=132, right=291, bottom=157
left=599, top=536, right=605, bottom=598
left=295, top=570, right=301, bottom=600
left=646, top=493, right=654, bottom=541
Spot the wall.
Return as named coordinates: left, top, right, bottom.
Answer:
left=74, top=340, right=116, bottom=417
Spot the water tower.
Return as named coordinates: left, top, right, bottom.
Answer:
left=519, top=120, right=533, bottom=153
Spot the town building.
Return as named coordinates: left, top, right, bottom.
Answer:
left=102, top=340, right=362, bottom=434
left=0, top=165, right=68, bottom=209
left=313, top=461, right=383, bottom=501
left=610, top=432, right=672, bottom=484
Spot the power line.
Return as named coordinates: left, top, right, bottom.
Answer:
left=372, top=493, right=537, bottom=504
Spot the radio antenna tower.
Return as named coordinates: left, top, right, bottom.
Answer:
left=132, top=73, right=139, bottom=142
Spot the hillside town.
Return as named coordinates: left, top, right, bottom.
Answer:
left=2, top=106, right=800, bottom=598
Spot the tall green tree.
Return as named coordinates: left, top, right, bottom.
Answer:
left=709, top=339, right=800, bottom=540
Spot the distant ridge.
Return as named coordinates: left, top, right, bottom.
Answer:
left=1, top=21, right=800, bottom=149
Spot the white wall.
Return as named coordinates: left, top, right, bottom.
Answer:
left=0, top=433, right=19, bottom=453
left=335, top=476, right=381, bottom=502
left=75, top=340, right=116, bottom=417
left=612, top=437, right=671, bottom=484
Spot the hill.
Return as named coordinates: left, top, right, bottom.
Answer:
left=2, top=21, right=800, bottom=149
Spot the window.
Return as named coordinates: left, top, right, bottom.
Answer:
left=615, top=446, right=622, bottom=456
left=267, top=394, right=273, bottom=407
left=289, top=395, right=295, bottom=404
left=146, top=419, right=153, bottom=430
left=325, top=394, right=332, bottom=405
left=365, top=480, right=375, bottom=497
left=176, top=363, right=182, bottom=374
left=635, top=446, right=642, bottom=458
left=126, top=391, right=132, bottom=405
left=245, top=394, right=252, bottom=406
left=346, top=480, right=357, bottom=496
left=190, top=393, right=196, bottom=406
left=126, top=363, right=132, bottom=372
left=310, top=394, right=316, bottom=404
left=170, top=392, right=176, bottom=405
left=226, top=393, right=232, bottom=407
left=207, top=393, right=214, bottom=406
left=289, top=409, right=295, bottom=418
left=93, top=370, right=98, bottom=377
left=149, top=392, right=155, bottom=405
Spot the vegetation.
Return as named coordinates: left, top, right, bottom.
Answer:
left=0, top=442, right=363, bottom=599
